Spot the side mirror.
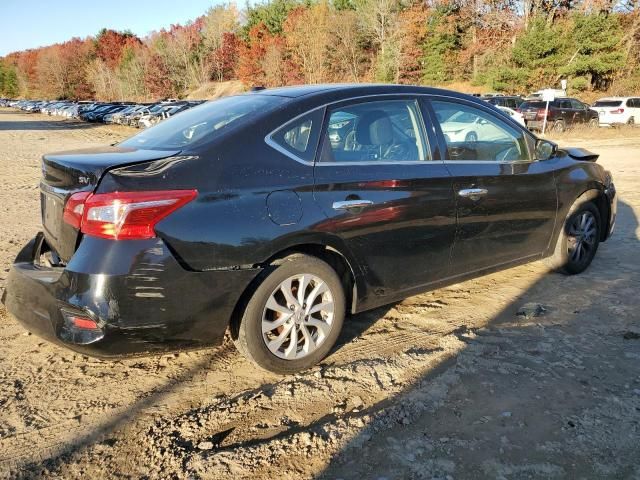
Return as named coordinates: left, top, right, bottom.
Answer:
left=535, top=139, right=557, bottom=161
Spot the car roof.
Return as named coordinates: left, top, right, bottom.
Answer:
left=595, top=97, right=635, bottom=100
left=251, top=83, right=475, bottom=100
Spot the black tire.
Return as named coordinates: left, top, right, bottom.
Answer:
left=232, top=254, right=345, bottom=374
left=588, top=118, right=599, bottom=128
left=546, top=201, right=601, bottom=275
left=552, top=120, right=566, bottom=133
left=628, top=117, right=635, bottom=125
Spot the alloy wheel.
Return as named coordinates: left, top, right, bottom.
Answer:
left=262, top=274, right=335, bottom=360
left=567, top=211, right=597, bottom=264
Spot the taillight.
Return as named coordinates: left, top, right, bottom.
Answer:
left=610, top=108, right=625, bottom=114
left=63, top=190, right=197, bottom=240
left=63, top=191, right=91, bottom=229
left=536, top=108, right=548, bottom=119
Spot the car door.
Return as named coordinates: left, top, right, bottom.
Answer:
left=570, top=99, right=588, bottom=124
left=427, top=97, right=557, bottom=276
left=312, top=96, right=456, bottom=305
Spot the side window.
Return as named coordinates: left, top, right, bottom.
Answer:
left=431, top=100, right=530, bottom=162
left=270, top=109, right=323, bottom=163
left=318, top=99, right=429, bottom=163
left=570, top=99, right=584, bottom=110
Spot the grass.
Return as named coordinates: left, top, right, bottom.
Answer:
left=543, top=123, right=640, bottom=142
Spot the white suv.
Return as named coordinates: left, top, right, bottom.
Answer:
left=593, top=97, right=640, bottom=126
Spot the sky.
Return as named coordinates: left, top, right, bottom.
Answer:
left=0, top=0, right=228, bottom=56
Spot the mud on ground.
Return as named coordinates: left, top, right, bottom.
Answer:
left=0, top=110, right=639, bottom=479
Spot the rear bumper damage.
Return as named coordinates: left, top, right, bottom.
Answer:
left=2, top=233, right=261, bottom=358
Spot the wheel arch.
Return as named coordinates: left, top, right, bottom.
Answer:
left=566, top=188, right=610, bottom=241
left=228, top=240, right=363, bottom=340
left=546, top=186, right=608, bottom=257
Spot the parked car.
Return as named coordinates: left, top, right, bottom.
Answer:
left=2, top=85, right=617, bottom=373
left=519, top=98, right=599, bottom=132
left=497, top=106, right=526, bottom=126
left=483, top=96, right=524, bottom=110
left=138, top=102, right=194, bottom=128
left=592, top=97, right=640, bottom=126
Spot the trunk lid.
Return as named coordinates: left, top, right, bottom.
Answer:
left=40, top=146, right=180, bottom=262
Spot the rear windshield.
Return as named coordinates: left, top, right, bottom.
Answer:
left=593, top=100, right=622, bottom=107
left=119, top=95, right=284, bottom=150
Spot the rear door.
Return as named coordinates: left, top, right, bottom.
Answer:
left=557, top=99, right=574, bottom=125
left=427, top=97, right=557, bottom=275
left=312, top=96, right=456, bottom=304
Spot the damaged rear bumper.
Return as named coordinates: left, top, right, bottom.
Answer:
left=2, top=233, right=261, bottom=357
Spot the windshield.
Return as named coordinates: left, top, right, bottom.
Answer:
left=119, top=94, right=284, bottom=150
left=593, top=100, right=622, bottom=107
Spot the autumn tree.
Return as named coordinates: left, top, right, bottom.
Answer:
left=283, top=4, right=331, bottom=83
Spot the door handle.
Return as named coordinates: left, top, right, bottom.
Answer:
left=332, top=199, right=374, bottom=211
left=458, top=188, right=488, bottom=200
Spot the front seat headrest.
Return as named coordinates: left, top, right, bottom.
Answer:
left=355, top=110, right=393, bottom=146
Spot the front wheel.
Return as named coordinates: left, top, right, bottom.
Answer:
left=232, top=254, right=346, bottom=374
left=546, top=202, right=601, bottom=275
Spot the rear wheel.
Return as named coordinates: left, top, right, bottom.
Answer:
left=588, top=118, right=599, bottom=128
left=546, top=202, right=601, bottom=275
left=628, top=117, right=635, bottom=125
left=232, top=254, right=345, bottom=374
left=552, top=120, right=566, bottom=133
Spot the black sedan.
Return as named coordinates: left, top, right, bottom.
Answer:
left=3, top=84, right=617, bottom=374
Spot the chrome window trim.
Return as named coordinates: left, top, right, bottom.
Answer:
left=264, top=92, right=537, bottom=166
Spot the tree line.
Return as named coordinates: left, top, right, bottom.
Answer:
left=1, top=0, right=638, bottom=100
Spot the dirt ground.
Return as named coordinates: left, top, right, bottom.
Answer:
left=0, top=109, right=638, bottom=480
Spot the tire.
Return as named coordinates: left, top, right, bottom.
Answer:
left=552, top=120, right=566, bottom=133
left=546, top=201, right=601, bottom=275
left=465, top=131, right=478, bottom=142
left=232, top=254, right=346, bottom=374
left=628, top=117, right=635, bottom=125
left=588, top=118, right=599, bottom=128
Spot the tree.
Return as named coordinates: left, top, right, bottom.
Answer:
left=283, top=4, right=331, bottom=84
left=561, top=13, right=625, bottom=89
left=328, top=9, right=369, bottom=81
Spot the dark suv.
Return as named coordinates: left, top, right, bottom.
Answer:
left=519, top=98, right=599, bottom=132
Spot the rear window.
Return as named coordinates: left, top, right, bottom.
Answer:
left=119, top=95, right=283, bottom=150
left=593, top=100, right=623, bottom=107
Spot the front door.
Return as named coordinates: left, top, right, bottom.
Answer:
left=312, top=97, right=456, bottom=307
left=427, top=98, right=558, bottom=276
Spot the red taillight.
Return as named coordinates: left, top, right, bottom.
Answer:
left=610, top=108, right=625, bottom=114
left=63, top=191, right=91, bottom=229
left=71, top=316, right=99, bottom=330
left=63, top=189, right=197, bottom=240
